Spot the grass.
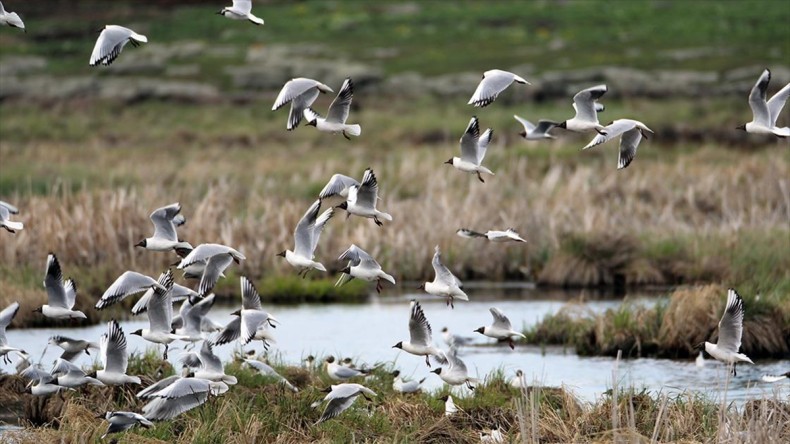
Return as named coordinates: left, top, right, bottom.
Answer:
left=1, top=352, right=787, bottom=442
left=524, top=284, right=790, bottom=359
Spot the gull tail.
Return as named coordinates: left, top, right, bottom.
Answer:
left=2, top=220, right=23, bottom=231
left=313, top=262, right=327, bottom=272
left=248, top=14, right=264, bottom=25
left=380, top=272, right=396, bottom=285
left=344, top=124, right=362, bottom=137
left=735, top=353, right=754, bottom=365
left=478, top=166, right=494, bottom=176
left=376, top=211, right=393, bottom=222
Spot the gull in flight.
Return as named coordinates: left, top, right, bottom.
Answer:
left=36, top=254, right=86, bottom=320
left=214, top=277, right=278, bottom=347
left=131, top=271, right=197, bottom=316
left=304, top=78, right=362, bottom=139
left=391, top=370, right=425, bottom=393
left=314, top=383, right=377, bottom=424
left=474, top=307, right=526, bottom=349
left=761, top=372, right=789, bottom=383
left=98, top=412, right=153, bottom=440
left=317, top=173, right=360, bottom=208
left=702, top=289, right=754, bottom=376
left=392, top=300, right=446, bottom=367
left=0, top=202, right=22, bottom=233
left=135, top=203, right=192, bottom=255
left=140, top=377, right=229, bottom=421
left=272, top=78, right=333, bottom=130
left=737, top=68, right=790, bottom=137
left=50, top=358, right=104, bottom=388
left=130, top=271, right=185, bottom=359
left=445, top=116, right=494, bottom=183
left=96, top=270, right=166, bottom=310
left=181, top=340, right=238, bottom=385
left=420, top=246, right=468, bottom=308
left=468, top=69, right=530, bottom=107
left=174, top=294, right=217, bottom=343
left=324, top=356, right=369, bottom=381
left=1, top=302, right=24, bottom=364
left=89, top=25, right=147, bottom=66
left=336, top=168, right=392, bottom=226
left=431, top=347, right=478, bottom=390
left=277, top=200, right=334, bottom=277
left=457, top=227, right=526, bottom=243
left=0, top=2, right=24, bottom=30
left=514, top=116, right=558, bottom=140
left=177, top=243, right=245, bottom=295
left=556, top=84, right=608, bottom=133
left=217, top=0, right=264, bottom=25
left=582, top=119, right=654, bottom=169
left=93, top=319, right=141, bottom=385
left=336, top=244, right=396, bottom=293
left=47, top=335, right=98, bottom=362
left=243, top=359, right=298, bottom=392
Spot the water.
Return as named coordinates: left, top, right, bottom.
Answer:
left=3, top=286, right=788, bottom=404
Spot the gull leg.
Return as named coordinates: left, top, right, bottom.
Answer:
left=476, top=172, right=485, bottom=183
left=374, top=216, right=383, bottom=227
left=163, top=344, right=168, bottom=360
left=343, top=131, right=351, bottom=141
left=509, top=340, right=515, bottom=350
left=376, top=280, right=382, bottom=294
left=425, top=355, right=431, bottom=367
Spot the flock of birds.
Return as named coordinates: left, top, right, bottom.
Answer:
left=1, top=0, right=789, bottom=440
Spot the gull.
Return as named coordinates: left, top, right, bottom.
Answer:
left=509, top=369, right=526, bottom=389
left=336, top=244, right=396, bottom=293
left=582, top=119, right=654, bottom=170
left=214, top=276, right=278, bottom=346
left=0, top=2, right=24, bottom=30
left=50, top=358, right=104, bottom=388
left=1, top=302, right=24, bottom=364
left=0, top=204, right=23, bottom=233
left=131, top=271, right=197, bottom=315
left=337, top=168, right=392, bottom=226
left=217, top=0, right=264, bottom=25
left=181, top=340, right=238, bottom=385
left=136, top=374, right=182, bottom=399
left=303, top=78, right=362, bottom=139
left=391, top=370, right=425, bottom=393
left=243, top=359, right=298, bottom=392
left=130, top=271, right=184, bottom=359
left=317, top=173, right=360, bottom=208
left=441, top=394, right=458, bottom=416
left=89, top=25, right=147, bottom=66
left=468, top=69, right=530, bottom=107
left=135, top=203, right=192, bottom=254
left=277, top=200, right=334, bottom=276
left=36, top=253, right=86, bottom=320
left=141, top=377, right=229, bottom=421
left=474, top=307, right=526, bottom=349
left=457, top=228, right=526, bottom=243
left=177, top=243, right=246, bottom=296
left=514, top=116, right=558, bottom=140
left=28, top=374, right=69, bottom=396
left=98, top=412, right=153, bottom=439
left=314, top=383, right=377, bottom=425
left=170, top=294, right=222, bottom=334
left=445, top=116, right=494, bottom=183
left=392, top=300, right=446, bottom=367
left=441, top=327, right=473, bottom=348
left=761, top=372, right=789, bottom=383
left=324, top=356, right=369, bottom=381
left=95, top=270, right=166, bottom=310
left=737, top=68, right=790, bottom=137
left=556, top=84, right=608, bottom=133
left=702, top=289, right=754, bottom=376
left=94, top=319, right=141, bottom=385
left=47, top=335, right=98, bottom=362
left=174, top=294, right=217, bottom=343
left=272, top=78, right=334, bottom=130
left=480, top=428, right=505, bottom=444
left=419, top=245, right=468, bottom=308
left=431, top=347, right=478, bottom=390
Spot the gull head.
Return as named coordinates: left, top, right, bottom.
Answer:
left=216, top=8, right=227, bottom=15
left=341, top=266, right=351, bottom=274
left=515, top=369, right=523, bottom=377
left=231, top=309, right=241, bottom=317
left=443, top=158, right=453, bottom=165
left=87, top=370, right=97, bottom=378
left=392, top=341, right=403, bottom=349
left=131, top=329, right=143, bottom=337
left=474, top=327, right=485, bottom=335
left=693, top=341, right=705, bottom=351
left=324, top=356, right=335, bottom=364
left=335, top=202, right=348, bottom=211
left=135, top=239, right=147, bottom=248
left=441, top=327, right=448, bottom=333
left=431, top=368, right=443, bottom=375
left=320, top=386, right=333, bottom=393
left=417, top=283, right=425, bottom=290
left=95, top=412, right=105, bottom=419
left=276, top=250, right=286, bottom=258
left=519, top=130, right=527, bottom=138
left=32, top=307, right=43, bottom=314
left=306, top=118, right=318, bottom=127
left=556, top=121, right=567, bottom=129
left=391, top=370, right=401, bottom=377
left=735, top=124, right=746, bottom=131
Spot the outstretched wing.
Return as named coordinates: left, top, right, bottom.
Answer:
left=717, top=289, right=745, bottom=353
left=489, top=307, right=512, bottom=330
left=326, top=78, right=354, bottom=124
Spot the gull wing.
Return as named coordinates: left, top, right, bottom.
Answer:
left=240, top=311, right=270, bottom=345
left=748, top=69, right=771, bottom=127
left=408, top=300, right=432, bottom=347
left=214, top=317, right=242, bottom=345
left=477, top=128, right=493, bottom=164
left=766, top=82, right=790, bottom=127
left=197, top=253, right=233, bottom=296
left=293, top=200, right=321, bottom=258
left=240, top=276, right=263, bottom=310
left=101, top=320, right=129, bottom=374
left=0, top=201, right=19, bottom=214
left=97, top=271, right=163, bottom=309
left=149, top=203, right=181, bottom=242
left=0, top=302, right=20, bottom=345
left=513, top=115, right=536, bottom=132
left=353, top=169, right=379, bottom=210
left=318, top=174, right=359, bottom=201
left=572, top=84, right=607, bottom=123
left=534, top=120, right=558, bottom=135
left=178, top=243, right=245, bottom=268
left=231, top=0, right=252, bottom=15
left=431, top=246, right=462, bottom=287
left=468, top=70, right=528, bottom=107
left=617, top=126, right=645, bottom=170
left=459, top=117, right=480, bottom=163
left=44, top=254, right=69, bottom=309
left=310, top=208, right=334, bottom=256
left=716, top=289, right=745, bottom=353
left=146, top=272, right=175, bottom=333
left=89, top=25, right=146, bottom=66
left=326, top=78, right=353, bottom=124
left=489, top=307, right=512, bottom=330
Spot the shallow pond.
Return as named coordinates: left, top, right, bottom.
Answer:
left=3, top=285, right=788, bottom=404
